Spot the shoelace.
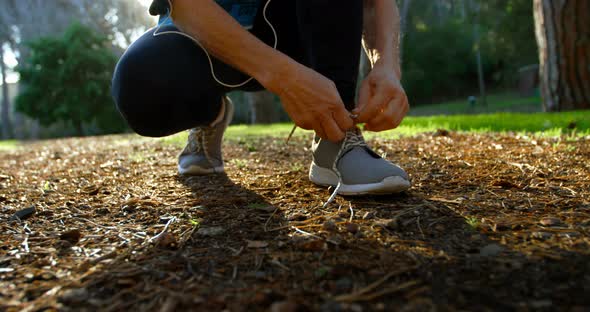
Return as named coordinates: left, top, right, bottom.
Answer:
left=186, top=128, right=203, bottom=154
left=323, top=128, right=368, bottom=207
left=286, top=120, right=366, bottom=207
left=186, top=127, right=214, bottom=163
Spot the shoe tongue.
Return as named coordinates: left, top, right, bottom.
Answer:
left=340, top=145, right=381, bottom=160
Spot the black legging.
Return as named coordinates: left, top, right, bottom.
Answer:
left=112, top=0, right=363, bottom=137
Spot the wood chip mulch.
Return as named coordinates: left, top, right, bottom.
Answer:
left=1, top=131, right=589, bottom=311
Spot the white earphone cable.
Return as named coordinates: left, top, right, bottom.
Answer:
left=153, top=0, right=276, bottom=88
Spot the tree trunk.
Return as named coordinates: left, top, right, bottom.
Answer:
left=399, top=0, right=412, bottom=60
left=73, top=119, right=84, bottom=137
left=0, top=43, right=13, bottom=139
left=246, top=91, right=281, bottom=124
left=534, top=0, right=590, bottom=111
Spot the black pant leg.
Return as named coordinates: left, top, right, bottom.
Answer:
left=296, top=0, right=364, bottom=110
left=112, top=25, right=237, bottom=137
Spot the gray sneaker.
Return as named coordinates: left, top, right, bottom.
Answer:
left=309, top=127, right=410, bottom=195
left=178, top=97, right=234, bottom=175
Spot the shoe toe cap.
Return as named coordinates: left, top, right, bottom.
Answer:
left=337, top=148, right=409, bottom=185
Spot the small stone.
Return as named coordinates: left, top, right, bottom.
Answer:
left=540, top=217, right=561, bottom=227
left=362, top=211, right=375, bottom=220
left=270, top=300, right=300, bottom=312
left=433, top=129, right=450, bottom=137
left=533, top=146, right=544, bottom=155
left=246, top=240, right=269, bottom=248
left=295, top=238, right=326, bottom=252
left=154, top=232, right=177, bottom=248
left=196, top=226, right=226, bottom=237
left=60, top=229, right=82, bottom=245
left=531, top=232, right=553, bottom=240
left=323, top=220, right=338, bottom=232
left=94, top=207, right=110, bottom=215
left=338, top=211, right=350, bottom=218
left=374, top=218, right=399, bottom=231
left=59, top=288, right=89, bottom=304
left=345, top=223, right=359, bottom=234
left=9, top=205, right=36, bottom=221
left=479, top=244, right=504, bottom=257
left=55, top=240, right=73, bottom=249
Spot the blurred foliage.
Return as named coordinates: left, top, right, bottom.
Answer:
left=402, top=20, right=481, bottom=103
left=15, top=23, right=126, bottom=135
left=401, top=0, right=538, bottom=104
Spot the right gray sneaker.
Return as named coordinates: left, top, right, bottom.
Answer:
left=178, top=97, right=234, bottom=175
left=309, top=127, right=411, bottom=195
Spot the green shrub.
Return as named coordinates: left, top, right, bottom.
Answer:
left=402, top=20, right=495, bottom=104
left=16, top=23, right=126, bottom=135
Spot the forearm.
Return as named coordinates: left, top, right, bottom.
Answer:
left=170, top=0, right=294, bottom=91
left=362, top=0, right=401, bottom=78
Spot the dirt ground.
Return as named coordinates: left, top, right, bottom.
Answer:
left=1, top=131, right=589, bottom=311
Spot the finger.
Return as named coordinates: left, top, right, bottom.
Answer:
left=314, top=122, right=328, bottom=140
left=332, top=106, right=354, bottom=131
left=320, top=116, right=345, bottom=142
left=353, top=79, right=371, bottom=116
left=356, top=84, right=392, bottom=123
left=364, top=100, right=397, bottom=132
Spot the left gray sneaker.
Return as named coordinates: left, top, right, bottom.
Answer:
left=178, top=97, right=234, bottom=175
left=309, top=127, right=411, bottom=195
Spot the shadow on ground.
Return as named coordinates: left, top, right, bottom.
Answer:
left=0, top=132, right=589, bottom=311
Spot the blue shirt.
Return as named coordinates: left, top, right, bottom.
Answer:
left=152, top=0, right=261, bottom=29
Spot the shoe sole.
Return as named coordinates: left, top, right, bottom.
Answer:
left=178, top=165, right=225, bottom=175
left=309, top=162, right=410, bottom=195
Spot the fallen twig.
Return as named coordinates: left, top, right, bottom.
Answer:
left=264, top=207, right=279, bottom=232
left=150, top=217, right=176, bottom=242
left=333, top=266, right=418, bottom=302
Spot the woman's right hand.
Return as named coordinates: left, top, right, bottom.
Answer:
left=265, top=62, right=354, bottom=142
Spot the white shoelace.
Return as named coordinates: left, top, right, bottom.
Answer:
left=286, top=125, right=367, bottom=207
left=323, top=128, right=367, bottom=207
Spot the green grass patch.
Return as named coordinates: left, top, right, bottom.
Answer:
left=400, top=111, right=589, bottom=133
left=161, top=110, right=590, bottom=147
left=0, top=140, right=18, bottom=151
left=410, top=92, right=542, bottom=116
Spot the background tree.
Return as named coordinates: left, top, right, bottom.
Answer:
left=400, top=0, right=538, bottom=104
left=15, top=23, right=125, bottom=135
left=533, top=0, right=590, bottom=111
left=0, top=0, right=152, bottom=138
left=1, top=44, right=13, bottom=139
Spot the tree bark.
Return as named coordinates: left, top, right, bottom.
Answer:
left=0, top=43, right=13, bottom=139
left=534, top=0, right=590, bottom=111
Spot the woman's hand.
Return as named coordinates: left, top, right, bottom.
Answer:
left=268, top=62, right=354, bottom=142
left=353, top=62, right=409, bottom=132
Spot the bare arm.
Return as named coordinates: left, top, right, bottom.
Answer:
left=355, top=0, right=408, bottom=132
left=170, top=0, right=353, bottom=141
left=362, top=0, right=402, bottom=77
left=170, top=0, right=290, bottom=88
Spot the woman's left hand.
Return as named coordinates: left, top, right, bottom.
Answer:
left=353, top=62, right=409, bottom=132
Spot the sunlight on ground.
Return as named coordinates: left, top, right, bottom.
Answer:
left=161, top=111, right=590, bottom=147
left=0, top=140, right=18, bottom=151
